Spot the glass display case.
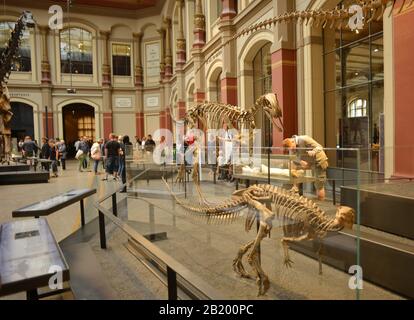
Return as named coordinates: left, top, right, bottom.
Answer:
left=119, top=145, right=411, bottom=300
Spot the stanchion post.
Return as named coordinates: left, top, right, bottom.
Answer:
left=99, top=211, right=107, bottom=249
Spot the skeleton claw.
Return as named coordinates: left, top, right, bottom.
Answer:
left=284, top=258, right=294, bottom=269
left=256, top=275, right=270, bottom=296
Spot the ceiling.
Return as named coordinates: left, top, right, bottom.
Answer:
left=55, top=0, right=158, bottom=10
left=8, top=0, right=164, bottom=18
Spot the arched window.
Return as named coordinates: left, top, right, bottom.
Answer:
left=60, top=27, right=93, bottom=74
left=0, top=21, right=31, bottom=72
left=347, top=98, right=367, bottom=118
left=253, top=42, right=272, bottom=146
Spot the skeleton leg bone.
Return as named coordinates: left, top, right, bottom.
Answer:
left=232, top=240, right=255, bottom=278
left=246, top=223, right=271, bottom=296
left=281, top=233, right=310, bottom=269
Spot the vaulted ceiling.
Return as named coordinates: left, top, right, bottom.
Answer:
left=55, top=0, right=159, bottom=10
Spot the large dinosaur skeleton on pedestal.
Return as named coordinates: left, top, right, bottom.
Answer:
left=0, top=11, right=35, bottom=163
left=164, top=180, right=355, bottom=296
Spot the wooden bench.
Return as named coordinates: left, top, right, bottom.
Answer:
left=0, top=218, right=71, bottom=300
left=12, top=189, right=97, bottom=226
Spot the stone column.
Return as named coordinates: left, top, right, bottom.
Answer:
left=38, top=25, right=54, bottom=137
left=271, top=0, right=297, bottom=147
left=193, top=0, right=206, bottom=49
left=192, top=0, right=206, bottom=102
left=133, top=32, right=143, bottom=86
left=100, top=31, right=111, bottom=86
left=157, top=28, right=166, bottom=81
left=133, top=32, right=144, bottom=138
left=176, top=0, right=186, bottom=68
left=100, top=31, right=113, bottom=138
left=164, top=18, right=173, bottom=79
left=219, top=1, right=237, bottom=105
left=39, top=25, right=51, bottom=84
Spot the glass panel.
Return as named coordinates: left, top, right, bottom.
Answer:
left=323, top=0, right=383, bottom=175
left=371, top=37, right=384, bottom=81
left=344, top=41, right=370, bottom=87
left=112, top=44, right=131, bottom=76
left=0, top=21, right=31, bottom=72
left=60, top=27, right=93, bottom=74
left=324, top=51, right=341, bottom=91
left=122, top=145, right=414, bottom=300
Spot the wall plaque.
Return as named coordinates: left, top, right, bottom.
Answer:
left=115, top=97, right=133, bottom=108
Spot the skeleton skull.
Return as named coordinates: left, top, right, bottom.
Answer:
left=334, top=206, right=355, bottom=230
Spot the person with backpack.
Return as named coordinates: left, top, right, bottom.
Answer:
left=91, top=139, right=103, bottom=175
left=76, top=136, right=90, bottom=172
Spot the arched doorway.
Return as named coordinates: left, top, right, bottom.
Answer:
left=62, top=103, right=95, bottom=158
left=10, top=102, right=34, bottom=145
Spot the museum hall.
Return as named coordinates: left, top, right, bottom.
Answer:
left=0, top=0, right=413, bottom=302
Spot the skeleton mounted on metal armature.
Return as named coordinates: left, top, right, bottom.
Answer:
left=0, top=11, right=35, bottom=164
left=164, top=180, right=355, bottom=296
left=175, top=93, right=283, bottom=191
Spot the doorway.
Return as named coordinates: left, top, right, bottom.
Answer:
left=62, top=103, right=95, bottom=158
left=10, top=102, right=34, bottom=150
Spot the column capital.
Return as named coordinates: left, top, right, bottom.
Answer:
left=164, top=17, right=172, bottom=27
left=38, top=25, right=50, bottom=35
left=99, top=30, right=111, bottom=39
left=133, top=32, right=143, bottom=40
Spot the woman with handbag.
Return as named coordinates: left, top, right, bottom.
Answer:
left=91, top=139, right=102, bottom=175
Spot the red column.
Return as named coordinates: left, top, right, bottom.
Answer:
left=177, top=101, right=186, bottom=120
left=42, top=112, right=54, bottom=138
left=221, top=0, right=237, bottom=20
left=165, top=107, right=173, bottom=131
left=135, top=112, right=144, bottom=138
left=221, top=77, right=237, bottom=105
left=271, top=48, right=297, bottom=147
left=394, top=6, right=414, bottom=177
left=159, top=110, right=166, bottom=129
left=194, top=91, right=205, bottom=102
left=103, top=113, right=113, bottom=139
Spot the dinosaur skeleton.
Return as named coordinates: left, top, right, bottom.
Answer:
left=199, top=0, right=410, bottom=72
left=175, top=94, right=282, bottom=190
left=0, top=11, right=35, bottom=163
left=164, top=179, right=355, bottom=296
left=185, top=93, right=283, bottom=132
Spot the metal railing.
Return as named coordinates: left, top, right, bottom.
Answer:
left=93, top=170, right=223, bottom=300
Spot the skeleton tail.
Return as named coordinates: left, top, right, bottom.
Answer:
left=162, top=177, right=246, bottom=220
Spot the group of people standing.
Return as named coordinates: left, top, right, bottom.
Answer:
left=19, top=136, right=67, bottom=177
left=75, top=133, right=131, bottom=192
left=135, top=135, right=156, bottom=153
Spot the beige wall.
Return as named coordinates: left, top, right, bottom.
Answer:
left=3, top=0, right=393, bottom=161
